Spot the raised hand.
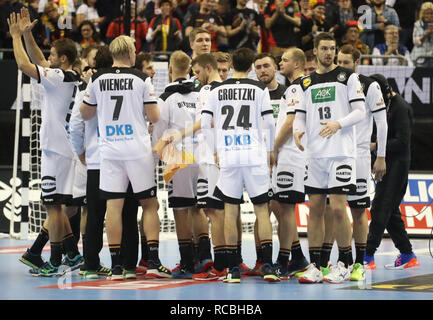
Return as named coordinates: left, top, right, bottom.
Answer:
left=7, top=12, right=23, bottom=38
left=20, top=7, right=38, bottom=34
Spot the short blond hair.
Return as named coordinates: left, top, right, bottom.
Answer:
left=285, top=47, right=306, bottom=69
left=212, top=51, right=231, bottom=64
left=109, top=35, right=135, bottom=60
left=420, top=2, right=433, bottom=21
left=170, top=50, right=191, bottom=74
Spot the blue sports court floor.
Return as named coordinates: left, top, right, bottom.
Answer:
left=0, top=235, right=432, bottom=302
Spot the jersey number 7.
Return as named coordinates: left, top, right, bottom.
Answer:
left=111, top=95, right=124, bottom=121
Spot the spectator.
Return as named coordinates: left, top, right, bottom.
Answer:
left=146, top=0, right=182, bottom=52
left=342, top=20, right=370, bottom=64
left=106, top=1, right=148, bottom=52
left=299, top=0, right=328, bottom=51
left=75, top=20, right=104, bottom=53
left=95, top=0, right=122, bottom=40
left=224, top=0, right=264, bottom=51
left=41, top=2, right=73, bottom=48
left=372, top=24, right=413, bottom=66
left=76, top=0, right=106, bottom=32
left=360, top=0, right=400, bottom=50
left=411, top=1, right=433, bottom=66
left=327, top=0, right=358, bottom=44
left=38, top=0, right=76, bottom=16
left=185, top=0, right=226, bottom=52
left=264, top=0, right=301, bottom=56
left=386, top=0, right=423, bottom=51
left=212, top=51, right=232, bottom=80
left=214, top=0, right=232, bottom=51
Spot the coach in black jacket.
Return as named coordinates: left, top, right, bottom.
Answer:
left=364, top=74, right=420, bottom=269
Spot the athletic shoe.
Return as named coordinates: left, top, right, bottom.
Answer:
left=123, top=269, right=137, bottom=280
left=238, top=263, right=251, bottom=276
left=146, top=260, right=172, bottom=278
left=323, top=261, right=351, bottom=284
left=223, top=267, right=241, bottom=283
left=193, top=268, right=226, bottom=281
left=136, top=259, right=148, bottom=274
left=242, top=261, right=263, bottom=276
left=172, top=265, right=194, bottom=279
left=171, top=263, right=181, bottom=273
left=109, top=265, right=123, bottom=281
left=19, top=249, right=45, bottom=270
left=194, top=259, right=214, bottom=273
left=262, top=263, right=280, bottom=282
left=298, top=263, right=323, bottom=283
left=32, top=261, right=64, bottom=277
left=274, top=263, right=289, bottom=280
left=350, top=263, right=365, bottom=281
left=384, top=253, right=420, bottom=270
left=320, top=263, right=332, bottom=277
left=364, top=254, right=376, bottom=270
left=287, top=257, right=309, bottom=277
left=82, top=266, right=112, bottom=279
left=61, top=254, right=84, bottom=271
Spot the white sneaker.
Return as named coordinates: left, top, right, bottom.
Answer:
left=298, top=263, right=323, bottom=284
left=323, top=261, right=351, bottom=284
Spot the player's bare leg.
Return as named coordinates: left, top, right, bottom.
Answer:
left=270, top=200, right=292, bottom=277
left=329, top=194, right=353, bottom=268
left=204, top=208, right=226, bottom=273
left=172, top=208, right=195, bottom=277
left=351, top=207, right=368, bottom=264
left=106, top=198, right=124, bottom=279
left=306, top=194, right=327, bottom=268
left=190, top=207, right=212, bottom=271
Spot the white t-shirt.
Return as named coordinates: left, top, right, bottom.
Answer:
left=202, top=78, right=274, bottom=168
left=196, top=83, right=217, bottom=165
left=76, top=4, right=100, bottom=30
left=296, top=66, right=365, bottom=159
left=36, top=65, right=80, bottom=159
left=83, top=67, right=157, bottom=160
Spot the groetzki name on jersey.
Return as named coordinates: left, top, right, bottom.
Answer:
left=99, top=78, right=134, bottom=91
left=218, top=88, right=256, bottom=101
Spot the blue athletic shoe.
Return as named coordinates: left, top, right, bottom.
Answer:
left=274, top=263, right=289, bottom=280
left=194, top=259, right=213, bottom=273
left=287, top=257, right=309, bottom=277
left=32, top=261, right=64, bottom=277
left=385, top=253, right=420, bottom=270
left=172, top=265, right=194, bottom=279
left=363, top=254, right=376, bottom=270
left=61, top=254, right=84, bottom=271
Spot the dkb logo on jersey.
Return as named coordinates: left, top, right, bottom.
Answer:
left=224, top=134, right=251, bottom=146
left=311, top=86, right=335, bottom=103
left=335, top=165, right=352, bottom=183
left=277, top=171, right=294, bottom=189
left=106, top=124, right=133, bottom=136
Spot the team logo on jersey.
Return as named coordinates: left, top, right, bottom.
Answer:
left=355, top=179, right=368, bottom=196
left=277, top=171, right=294, bottom=189
left=106, top=124, right=134, bottom=136
left=337, top=72, right=347, bottom=82
left=302, top=77, right=311, bottom=88
left=272, top=104, right=280, bottom=118
left=311, top=86, right=335, bottom=103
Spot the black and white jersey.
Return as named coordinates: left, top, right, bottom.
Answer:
left=269, top=83, right=288, bottom=124
left=35, top=65, right=80, bottom=159
left=83, top=67, right=157, bottom=160
left=276, top=77, right=306, bottom=159
left=296, top=66, right=365, bottom=159
left=202, top=78, right=274, bottom=168
left=357, top=74, right=386, bottom=157
left=152, top=79, right=200, bottom=158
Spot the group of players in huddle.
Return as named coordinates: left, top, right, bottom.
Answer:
left=9, top=6, right=412, bottom=285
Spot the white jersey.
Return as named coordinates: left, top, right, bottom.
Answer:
left=276, top=78, right=306, bottom=161
left=36, top=65, right=80, bottom=159
left=152, top=79, right=200, bottom=158
left=83, top=67, right=157, bottom=160
left=202, top=78, right=274, bottom=168
left=197, top=83, right=218, bottom=165
left=357, top=74, right=386, bottom=157
left=296, top=66, right=365, bottom=159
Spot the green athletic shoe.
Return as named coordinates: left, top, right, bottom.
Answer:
left=320, top=264, right=331, bottom=277
left=32, top=261, right=64, bottom=277
left=123, top=269, right=137, bottom=280
left=350, top=263, right=365, bottom=281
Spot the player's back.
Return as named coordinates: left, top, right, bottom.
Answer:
left=85, top=67, right=156, bottom=160
left=298, top=66, right=364, bottom=159
left=37, top=66, right=81, bottom=159
left=207, top=78, right=272, bottom=167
